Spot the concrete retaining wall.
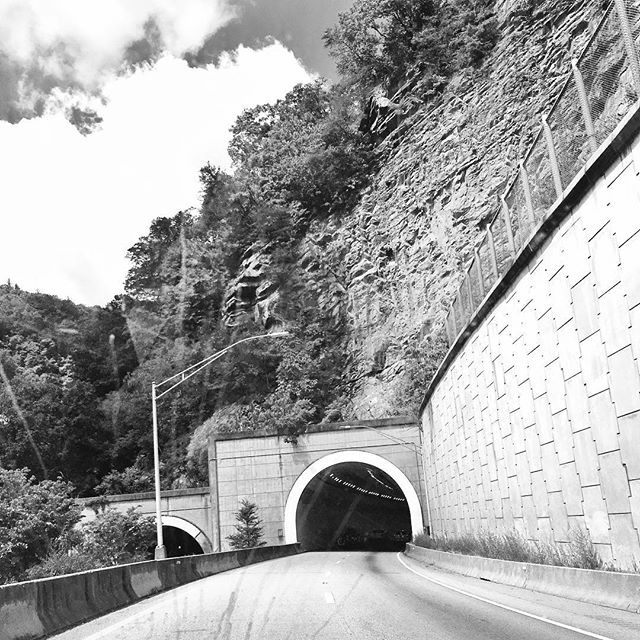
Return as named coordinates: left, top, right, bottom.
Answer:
left=0, top=544, right=299, bottom=640
left=405, top=543, right=640, bottom=612
left=421, top=107, right=640, bottom=569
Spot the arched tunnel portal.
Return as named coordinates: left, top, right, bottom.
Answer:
left=160, top=515, right=212, bottom=557
left=284, top=451, right=423, bottom=551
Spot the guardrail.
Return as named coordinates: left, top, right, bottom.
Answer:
left=443, top=0, right=640, bottom=347
left=405, top=544, right=640, bottom=613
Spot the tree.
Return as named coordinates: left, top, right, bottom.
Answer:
left=324, top=0, right=499, bottom=92
left=81, top=507, right=155, bottom=566
left=229, top=81, right=374, bottom=224
left=324, top=0, right=439, bottom=88
left=226, top=499, right=266, bottom=549
left=93, top=457, right=154, bottom=496
left=0, top=468, right=81, bottom=583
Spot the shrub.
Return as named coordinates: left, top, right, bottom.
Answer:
left=413, top=528, right=606, bottom=571
left=0, top=468, right=81, bottom=583
left=25, top=551, right=98, bottom=579
left=81, top=507, right=156, bottom=566
left=26, top=507, right=156, bottom=579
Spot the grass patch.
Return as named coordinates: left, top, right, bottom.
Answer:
left=413, top=528, right=606, bottom=571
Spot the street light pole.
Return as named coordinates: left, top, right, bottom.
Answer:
left=151, top=382, right=165, bottom=559
left=150, top=331, right=289, bottom=560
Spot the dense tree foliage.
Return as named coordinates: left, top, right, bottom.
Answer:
left=324, top=0, right=499, bottom=93
left=230, top=81, right=375, bottom=224
left=26, top=507, right=155, bottom=579
left=0, top=286, right=138, bottom=495
left=0, top=468, right=81, bottom=583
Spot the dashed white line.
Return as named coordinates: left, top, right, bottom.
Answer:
left=396, top=553, right=615, bottom=640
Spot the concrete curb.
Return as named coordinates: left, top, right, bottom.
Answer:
left=0, top=544, right=300, bottom=640
left=405, top=543, right=640, bottom=613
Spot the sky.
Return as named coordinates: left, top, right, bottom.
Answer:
left=0, top=0, right=352, bottom=306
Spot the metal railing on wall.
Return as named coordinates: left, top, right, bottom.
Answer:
left=443, top=0, right=640, bottom=347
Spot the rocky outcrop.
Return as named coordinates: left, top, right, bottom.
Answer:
left=223, top=245, right=280, bottom=329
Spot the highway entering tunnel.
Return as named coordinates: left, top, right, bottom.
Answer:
left=51, top=552, right=640, bottom=640
left=295, top=462, right=412, bottom=551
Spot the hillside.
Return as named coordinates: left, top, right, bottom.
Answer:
left=0, top=0, right=613, bottom=494
left=225, top=0, right=607, bottom=418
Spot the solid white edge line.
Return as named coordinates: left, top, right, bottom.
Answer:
left=396, top=553, right=615, bottom=640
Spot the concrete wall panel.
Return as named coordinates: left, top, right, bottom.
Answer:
left=212, top=419, right=426, bottom=550
left=421, top=117, right=640, bottom=569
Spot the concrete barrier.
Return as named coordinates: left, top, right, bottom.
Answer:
left=0, top=544, right=300, bottom=640
left=405, top=543, right=640, bottom=613
left=0, top=582, right=44, bottom=640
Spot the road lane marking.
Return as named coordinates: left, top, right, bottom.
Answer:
left=396, top=553, right=615, bottom=640
left=324, top=592, right=335, bottom=604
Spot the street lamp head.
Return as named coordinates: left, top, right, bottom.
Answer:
left=268, top=330, right=291, bottom=338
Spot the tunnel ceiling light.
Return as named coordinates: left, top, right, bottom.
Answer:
left=325, top=468, right=407, bottom=502
left=366, top=468, right=396, bottom=492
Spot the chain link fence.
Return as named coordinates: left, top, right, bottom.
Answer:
left=444, top=0, right=640, bottom=348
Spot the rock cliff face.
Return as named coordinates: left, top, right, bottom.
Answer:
left=332, top=0, right=607, bottom=418
left=226, top=0, right=610, bottom=418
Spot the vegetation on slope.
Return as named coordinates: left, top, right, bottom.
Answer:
left=0, top=468, right=154, bottom=583
left=414, top=529, right=605, bottom=571
left=0, top=2, right=501, bottom=506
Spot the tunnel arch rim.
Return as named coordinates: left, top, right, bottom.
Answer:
left=157, top=515, right=213, bottom=554
left=284, top=450, right=423, bottom=544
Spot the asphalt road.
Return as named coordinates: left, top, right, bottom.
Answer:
left=51, top=551, right=640, bottom=640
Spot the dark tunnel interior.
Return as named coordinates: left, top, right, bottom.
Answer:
left=162, top=525, right=204, bottom=557
left=295, top=462, right=412, bottom=551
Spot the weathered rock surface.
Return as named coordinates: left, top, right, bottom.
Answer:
left=223, top=245, right=280, bottom=329
left=225, top=0, right=610, bottom=417
left=331, top=0, right=606, bottom=417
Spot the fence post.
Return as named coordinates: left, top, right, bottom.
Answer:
left=466, top=272, right=475, bottom=312
left=501, top=196, right=517, bottom=259
left=487, top=224, right=500, bottom=282
left=571, top=59, right=598, bottom=154
left=475, top=248, right=485, bottom=298
left=447, top=310, right=456, bottom=343
left=519, top=161, right=537, bottom=230
left=454, top=292, right=463, bottom=329
left=614, top=0, right=640, bottom=94
left=542, top=115, right=564, bottom=199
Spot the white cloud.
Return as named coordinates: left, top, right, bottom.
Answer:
left=0, top=0, right=236, bottom=89
left=0, top=43, right=312, bottom=305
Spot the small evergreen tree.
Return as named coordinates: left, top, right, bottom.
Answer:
left=226, top=499, right=266, bottom=549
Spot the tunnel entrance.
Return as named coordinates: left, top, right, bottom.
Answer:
left=295, top=462, right=412, bottom=551
left=162, top=525, right=204, bottom=557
